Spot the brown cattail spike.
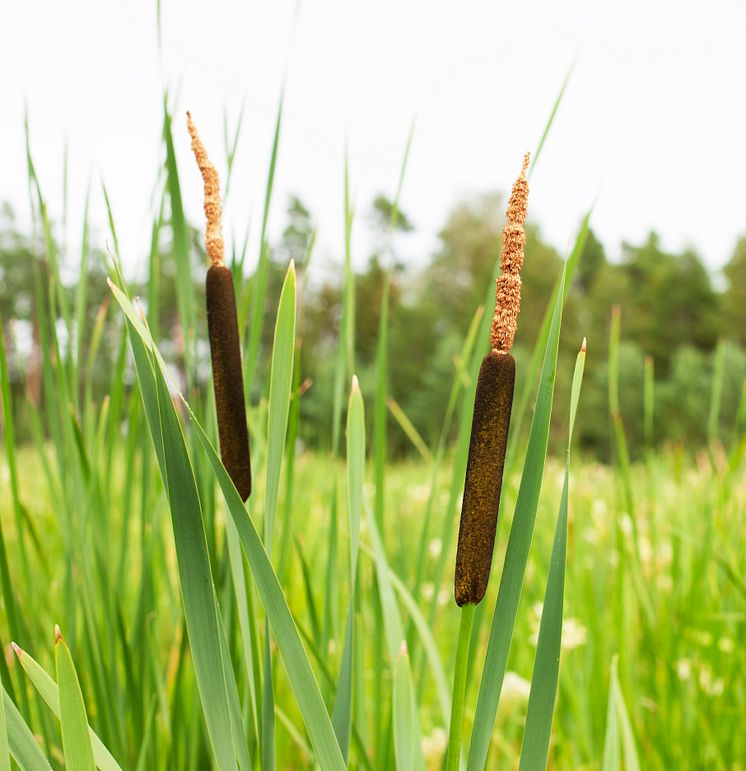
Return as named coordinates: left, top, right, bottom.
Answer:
left=454, top=352, right=515, bottom=605
left=491, top=153, right=530, bottom=354
left=188, top=114, right=252, bottom=501
left=455, top=153, right=530, bottom=606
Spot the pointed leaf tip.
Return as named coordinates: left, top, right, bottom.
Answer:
left=10, top=642, right=21, bottom=657
left=581, top=337, right=587, bottom=353
left=54, top=624, right=63, bottom=643
left=351, top=374, right=360, bottom=393
left=398, top=640, right=408, bottom=657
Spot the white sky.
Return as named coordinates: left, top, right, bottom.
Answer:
left=2, top=1, right=745, bottom=281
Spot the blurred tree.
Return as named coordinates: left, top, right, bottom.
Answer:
left=723, top=236, right=746, bottom=345
left=614, top=232, right=719, bottom=372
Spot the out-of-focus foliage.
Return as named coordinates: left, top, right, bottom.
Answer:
left=1, top=191, right=743, bottom=460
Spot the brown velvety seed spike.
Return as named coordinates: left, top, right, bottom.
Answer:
left=455, top=352, right=515, bottom=605
left=206, top=264, right=251, bottom=501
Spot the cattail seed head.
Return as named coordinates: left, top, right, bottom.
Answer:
left=455, top=352, right=515, bottom=605
left=455, top=154, right=529, bottom=606
left=188, top=114, right=252, bottom=501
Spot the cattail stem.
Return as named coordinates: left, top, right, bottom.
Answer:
left=445, top=603, right=475, bottom=771
left=188, top=113, right=252, bottom=500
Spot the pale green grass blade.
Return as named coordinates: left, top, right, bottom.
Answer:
left=608, top=306, right=633, bottom=516
left=346, top=378, right=365, bottom=580
left=262, top=627, right=275, bottom=771
left=708, top=338, right=725, bottom=441
left=218, top=621, right=254, bottom=771
left=262, top=261, right=296, bottom=771
left=74, top=181, right=91, bottom=396
left=361, top=504, right=403, bottom=663
left=223, top=98, right=246, bottom=203
left=360, top=501, right=423, bottom=771
left=614, top=666, right=640, bottom=771
left=643, top=355, right=654, bottom=448
left=245, top=94, right=283, bottom=389
left=101, top=183, right=121, bottom=269
left=332, top=612, right=354, bottom=761
left=0, top=673, right=9, bottom=771
left=162, top=97, right=195, bottom=375
left=608, top=309, right=654, bottom=627
left=374, top=274, right=390, bottom=533
left=529, top=61, right=574, bottom=177
left=225, top=515, right=260, bottom=743
left=0, top=316, right=26, bottom=640
left=601, top=658, right=620, bottom=771
left=467, top=263, right=566, bottom=771
left=2, top=688, right=51, bottom=771
left=12, top=643, right=122, bottom=771
left=393, top=645, right=424, bottom=771
left=387, top=398, right=433, bottom=463
left=445, top=604, right=475, bottom=771
left=55, top=628, right=96, bottom=771
left=518, top=341, right=586, bottom=771
left=276, top=706, right=313, bottom=763
left=264, top=262, right=297, bottom=549
left=332, top=377, right=365, bottom=759
left=365, top=545, right=449, bottom=726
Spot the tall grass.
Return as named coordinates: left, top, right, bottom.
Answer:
left=0, top=76, right=743, bottom=771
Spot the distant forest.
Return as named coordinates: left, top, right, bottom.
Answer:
left=2, top=191, right=746, bottom=460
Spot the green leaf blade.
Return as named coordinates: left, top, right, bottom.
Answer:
left=55, top=628, right=96, bottom=771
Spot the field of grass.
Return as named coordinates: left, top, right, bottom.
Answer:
left=0, top=93, right=744, bottom=770
left=2, top=435, right=745, bottom=768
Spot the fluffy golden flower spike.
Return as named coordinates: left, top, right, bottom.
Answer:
left=490, top=152, right=529, bottom=354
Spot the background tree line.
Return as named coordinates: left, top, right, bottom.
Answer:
left=2, top=192, right=746, bottom=461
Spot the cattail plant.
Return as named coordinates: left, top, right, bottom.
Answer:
left=187, top=112, right=252, bottom=501
left=446, top=153, right=529, bottom=771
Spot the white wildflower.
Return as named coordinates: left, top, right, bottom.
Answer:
left=656, top=574, right=673, bottom=592
left=591, top=498, right=608, bottom=517
left=698, top=667, right=724, bottom=697
left=412, top=484, right=429, bottom=502
left=658, top=540, right=673, bottom=566
left=500, top=671, right=531, bottom=707
left=528, top=606, right=586, bottom=650
left=676, top=658, right=691, bottom=681
left=421, top=727, right=447, bottom=765
left=718, top=637, right=735, bottom=654
left=638, top=536, right=653, bottom=566
left=619, top=514, right=633, bottom=537
left=561, top=618, right=588, bottom=650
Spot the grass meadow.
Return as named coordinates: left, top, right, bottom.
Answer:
left=0, top=92, right=744, bottom=770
